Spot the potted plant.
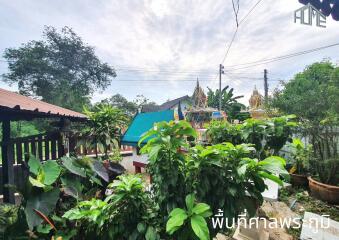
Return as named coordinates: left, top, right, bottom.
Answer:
left=286, top=138, right=311, bottom=187
left=308, top=158, right=339, bottom=204
left=81, top=104, right=129, bottom=159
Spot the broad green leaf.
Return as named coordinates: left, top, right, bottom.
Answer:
left=61, top=157, right=86, bottom=177
left=29, top=176, right=45, bottom=188
left=185, top=194, right=195, bottom=211
left=169, top=208, right=186, bottom=217
left=25, top=188, right=60, bottom=229
left=258, top=171, right=283, bottom=186
left=237, top=164, right=247, bottom=176
left=42, top=160, right=61, bottom=185
left=61, top=176, right=83, bottom=199
left=148, top=145, right=161, bottom=161
left=192, top=203, right=211, bottom=215
left=28, top=155, right=41, bottom=175
left=145, top=226, right=158, bottom=240
left=91, top=160, right=109, bottom=182
left=166, top=209, right=188, bottom=235
left=259, top=156, right=288, bottom=175
left=191, top=215, right=210, bottom=240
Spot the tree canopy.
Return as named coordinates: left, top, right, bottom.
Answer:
left=99, top=94, right=157, bottom=117
left=270, top=61, right=339, bottom=160
left=270, top=61, right=339, bottom=125
left=3, top=26, right=116, bottom=112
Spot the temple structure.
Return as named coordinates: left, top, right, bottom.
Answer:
left=192, top=80, right=207, bottom=108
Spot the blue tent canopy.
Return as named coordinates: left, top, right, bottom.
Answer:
left=121, top=110, right=175, bottom=146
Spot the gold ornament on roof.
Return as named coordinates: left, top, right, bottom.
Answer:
left=192, top=79, right=207, bottom=108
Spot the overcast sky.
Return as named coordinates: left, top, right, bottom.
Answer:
left=0, top=0, right=338, bottom=106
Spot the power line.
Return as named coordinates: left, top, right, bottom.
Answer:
left=215, top=0, right=264, bottom=92
left=220, top=0, right=263, bottom=65
left=109, top=78, right=282, bottom=82
left=224, top=42, right=339, bottom=70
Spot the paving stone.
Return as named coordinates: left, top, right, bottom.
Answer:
left=300, top=212, right=339, bottom=240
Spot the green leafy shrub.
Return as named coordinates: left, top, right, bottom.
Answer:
left=139, top=120, right=197, bottom=216
left=6, top=154, right=112, bottom=239
left=140, top=120, right=288, bottom=238
left=205, top=120, right=243, bottom=145
left=206, top=115, right=297, bottom=158
left=286, top=138, right=312, bottom=175
left=81, top=104, right=129, bottom=157
left=63, top=174, right=161, bottom=239
left=166, top=194, right=212, bottom=240
left=186, top=143, right=288, bottom=235
left=0, top=204, right=19, bottom=236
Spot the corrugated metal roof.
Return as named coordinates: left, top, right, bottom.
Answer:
left=0, top=88, right=87, bottom=119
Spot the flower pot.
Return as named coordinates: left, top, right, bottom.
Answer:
left=308, top=176, right=339, bottom=204
left=290, top=173, right=308, bottom=187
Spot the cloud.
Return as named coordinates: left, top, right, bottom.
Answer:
left=0, top=0, right=338, bottom=105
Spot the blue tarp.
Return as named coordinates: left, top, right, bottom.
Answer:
left=121, top=110, right=175, bottom=146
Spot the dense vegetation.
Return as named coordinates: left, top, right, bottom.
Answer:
left=3, top=26, right=116, bottom=112
left=1, top=120, right=290, bottom=239
left=269, top=61, right=339, bottom=185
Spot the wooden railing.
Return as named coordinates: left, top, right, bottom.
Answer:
left=68, top=135, right=133, bottom=156
left=0, top=132, right=133, bottom=195
left=0, top=132, right=64, bottom=195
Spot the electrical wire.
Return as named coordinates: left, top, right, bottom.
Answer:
left=220, top=0, right=263, bottom=65
left=224, top=42, right=339, bottom=70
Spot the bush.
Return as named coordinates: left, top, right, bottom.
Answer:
left=140, top=120, right=289, bottom=238
left=63, top=174, right=161, bottom=239
left=206, top=115, right=297, bottom=159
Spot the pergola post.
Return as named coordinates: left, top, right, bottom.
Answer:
left=1, top=120, right=15, bottom=203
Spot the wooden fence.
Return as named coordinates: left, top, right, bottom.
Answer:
left=0, top=132, right=64, bottom=194
left=0, top=132, right=133, bottom=194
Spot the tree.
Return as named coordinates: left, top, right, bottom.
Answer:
left=270, top=61, right=339, bottom=160
left=100, top=94, right=138, bottom=117
left=133, top=94, right=158, bottom=110
left=99, top=94, right=158, bottom=117
left=207, top=86, right=247, bottom=120
left=270, top=61, right=337, bottom=123
left=3, top=26, right=116, bottom=112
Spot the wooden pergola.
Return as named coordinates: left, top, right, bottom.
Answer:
left=0, top=88, right=87, bottom=203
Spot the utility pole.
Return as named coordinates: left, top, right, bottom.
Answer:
left=264, top=69, right=268, bottom=102
left=219, top=64, right=224, bottom=111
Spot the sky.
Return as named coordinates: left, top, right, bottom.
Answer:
left=0, top=0, right=338, bottom=106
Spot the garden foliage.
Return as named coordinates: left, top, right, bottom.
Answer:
left=3, top=119, right=291, bottom=239
left=140, top=120, right=289, bottom=238
left=206, top=115, right=297, bottom=158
